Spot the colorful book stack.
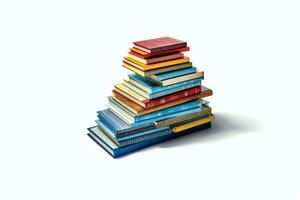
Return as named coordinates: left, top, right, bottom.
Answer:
left=87, top=37, right=215, bottom=158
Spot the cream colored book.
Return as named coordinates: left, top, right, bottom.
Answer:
left=114, top=83, right=146, bottom=102
left=149, top=72, right=204, bottom=86
left=127, top=53, right=184, bottom=64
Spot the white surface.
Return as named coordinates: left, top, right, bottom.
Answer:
left=0, top=0, right=300, bottom=199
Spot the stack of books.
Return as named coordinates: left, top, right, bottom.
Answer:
left=87, top=37, right=215, bottom=158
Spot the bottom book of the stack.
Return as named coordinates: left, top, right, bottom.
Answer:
left=87, top=105, right=215, bottom=158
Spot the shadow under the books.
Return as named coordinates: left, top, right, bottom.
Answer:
left=156, top=112, right=264, bottom=148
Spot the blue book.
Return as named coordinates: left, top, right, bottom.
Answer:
left=124, top=79, right=202, bottom=99
left=96, top=119, right=171, bottom=147
left=128, top=73, right=203, bottom=94
left=149, top=67, right=197, bottom=81
left=134, top=100, right=201, bottom=122
left=97, top=109, right=155, bottom=135
left=130, top=106, right=202, bottom=126
left=87, top=122, right=212, bottom=158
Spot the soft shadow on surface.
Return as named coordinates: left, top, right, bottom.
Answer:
left=157, top=112, right=265, bottom=148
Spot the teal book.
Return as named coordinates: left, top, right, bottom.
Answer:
left=87, top=122, right=212, bottom=158
left=128, top=74, right=203, bottom=94
left=148, top=67, right=197, bottom=81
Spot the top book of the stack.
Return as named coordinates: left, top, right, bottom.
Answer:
left=132, top=36, right=189, bottom=54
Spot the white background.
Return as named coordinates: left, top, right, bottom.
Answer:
left=0, top=0, right=300, bottom=199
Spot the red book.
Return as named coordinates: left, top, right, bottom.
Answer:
left=113, top=86, right=213, bottom=109
left=133, top=37, right=187, bottom=53
left=130, top=47, right=190, bottom=59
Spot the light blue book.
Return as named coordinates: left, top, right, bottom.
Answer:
left=124, top=78, right=202, bottom=99
left=128, top=74, right=204, bottom=94
left=95, top=119, right=171, bottom=147
left=130, top=106, right=202, bottom=127
left=149, top=67, right=197, bottom=81
left=135, top=100, right=201, bottom=122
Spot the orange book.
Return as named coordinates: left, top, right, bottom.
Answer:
left=123, top=56, right=190, bottom=71
left=130, top=47, right=190, bottom=59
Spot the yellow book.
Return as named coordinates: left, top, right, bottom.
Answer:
left=123, top=56, right=190, bottom=71
left=114, top=83, right=146, bottom=102
left=122, top=62, right=193, bottom=77
left=172, top=114, right=215, bottom=133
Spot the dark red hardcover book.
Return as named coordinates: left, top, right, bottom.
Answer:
left=129, top=47, right=190, bottom=59
left=133, top=37, right=187, bottom=53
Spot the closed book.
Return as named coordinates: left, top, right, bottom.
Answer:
left=148, top=67, right=197, bottom=81
left=130, top=46, right=190, bottom=59
left=108, top=96, right=202, bottom=123
left=155, top=105, right=212, bottom=127
left=112, top=93, right=202, bottom=116
left=128, top=52, right=184, bottom=64
left=122, top=61, right=192, bottom=77
left=128, top=73, right=203, bottom=94
left=172, top=114, right=215, bottom=133
left=112, top=85, right=212, bottom=109
left=123, top=56, right=190, bottom=71
left=87, top=122, right=212, bottom=158
left=123, top=79, right=202, bottom=100
left=96, top=119, right=171, bottom=147
left=133, top=37, right=187, bottom=53
left=148, top=72, right=204, bottom=86
left=97, top=109, right=155, bottom=137
left=129, top=106, right=202, bottom=127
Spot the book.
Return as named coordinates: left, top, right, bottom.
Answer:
left=122, top=61, right=193, bottom=77
left=148, top=67, right=197, bottom=81
left=97, top=109, right=155, bottom=136
left=96, top=119, right=172, bottom=147
left=114, top=83, right=146, bottom=102
left=123, top=56, right=190, bottom=71
left=123, top=79, right=202, bottom=100
left=155, top=105, right=212, bottom=127
left=87, top=122, right=212, bottom=158
left=127, top=74, right=203, bottom=94
left=133, top=37, right=187, bottom=53
left=130, top=46, right=190, bottom=59
left=112, top=85, right=212, bottom=109
left=128, top=52, right=184, bottom=64
left=148, top=72, right=204, bottom=86
left=123, top=106, right=203, bottom=127
left=111, top=93, right=202, bottom=115
left=172, top=114, right=215, bottom=133
left=109, top=97, right=201, bottom=123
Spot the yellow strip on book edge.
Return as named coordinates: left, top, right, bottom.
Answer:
left=172, top=114, right=215, bottom=133
left=114, top=83, right=146, bottom=102
left=124, top=56, right=190, bottom=70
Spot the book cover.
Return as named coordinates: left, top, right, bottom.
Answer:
left=155, top=105, right=212, bottom=127
left=123, top=56, right=190, bottom=71
left=87, top=122, right=212, bottom=158
left=128, top=73, right=204, bottom=94
left=112, top=85, right=209, bottom=109
left=97, top=109, right=155, bottom=136
left=148, top=72, right=204, bottom=86
left=128, top=52, right=184, bottom=64
left=133, top=37, right=187, bottom=53
left=172, top=114, right=215, bottom=133
left=130, top=46, right=190, bottom=59
left=129, top=106, right=202, bottom=127
left=149, top=67, right=197, bottom=81
left=112, top=93, right=202, bottom=116
left=123, top=79, right=202, bottom=100
left=122, top=61, right=192, bottom=77
left=96, top=119, right=171, bottom=147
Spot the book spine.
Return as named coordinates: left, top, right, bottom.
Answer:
left=135, top=100, right=201, bottom=122
left=144, top=86, right=201, bottom=109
